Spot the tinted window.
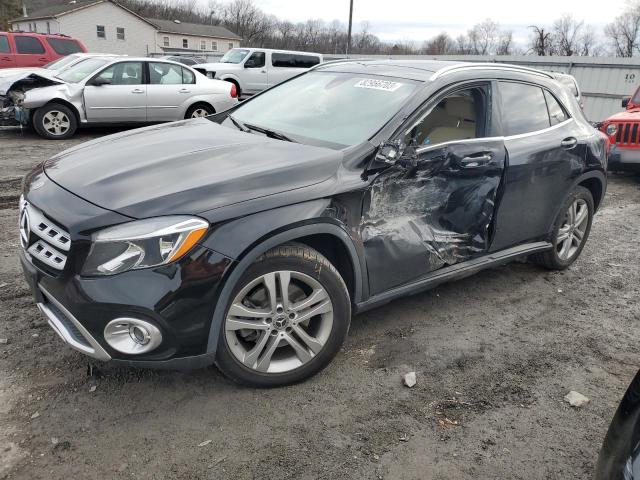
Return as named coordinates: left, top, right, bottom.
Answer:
left=94, top=62, right=143, bottom=85
left=245, top=51, right=265, bottom=68
left=500, top=82, right=550, bottom=136
left=272, top=53, right=294, bottom=67
left=46, top=38, right=82, bottom=55
left=295, top=54, right=320, bottom=68
left=15, top=36, right=45, bottom=54
left=149, top=62, right=183, bottom=84
left=0, top=36, right=9, bottom=53
left=544, top=90, right=568, bottom=125
left=182, top=67, right=195, bottom=84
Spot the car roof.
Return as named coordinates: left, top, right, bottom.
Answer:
left=316, top=59, right=554, bottom=82
left=236, top=47, right=322, bottom=56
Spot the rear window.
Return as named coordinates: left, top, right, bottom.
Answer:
left=0, top=35, right=9, bottom=53
left=46, top=38, right=83, bottom=55
left=272, top=53, right=320, bottom=68
left=500, top=82, right=550, bottom=136
left=15, top=36, right=45, bottom=54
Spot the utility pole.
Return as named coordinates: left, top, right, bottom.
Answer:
left=346, top=0, right=353, bottom=56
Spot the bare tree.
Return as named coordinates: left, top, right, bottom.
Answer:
left=579, top=25, right=604, bottom=56
left=466, top=19, right=500, bottom=54
left=528, top=26, right=555, bottom=55
left=421, top=32, right=455, bottom=55
left=497, top=31, right=514, bottom=55
left=553, top=14, right=584, bottom=55
left=605, top=0, right=640, bottom=56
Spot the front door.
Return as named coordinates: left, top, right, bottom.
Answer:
left=83, top=61, right=147, bottom=122
left=241, top=51, right=268, bottom=93
left=361, top=83, right=506, bottom=295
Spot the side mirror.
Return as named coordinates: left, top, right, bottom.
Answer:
left=622, top=96, right=631, bottom=108
left=91, top=77, right=111, bottom=86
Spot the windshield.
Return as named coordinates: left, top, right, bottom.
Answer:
left=230, top=72, right=418, bottom=147
left=55, top=58, right=111, bottom=83
left=44, top=54, right=79, bottom=70
left=220, top=48, right=250, bottom=64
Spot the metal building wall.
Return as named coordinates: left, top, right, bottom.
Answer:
left=326, top=54, right=640, bottom=122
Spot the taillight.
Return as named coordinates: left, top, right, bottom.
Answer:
left=230, top=83, right=237, bottom=98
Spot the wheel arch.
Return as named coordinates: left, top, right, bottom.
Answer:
left=577, top=173, right=605, bottom=212
left=37, top=99, right=81, bottom=124
left=185, top=101, right=215, bottom=118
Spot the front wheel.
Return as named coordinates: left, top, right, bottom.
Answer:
left=215, top=244, right=351, bottom=387
left=533, top=186, right=594, bottom=270
left=33, top=103, right=77, bottom=140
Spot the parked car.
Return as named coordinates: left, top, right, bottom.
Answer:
left=158, top=55, right=205, bottom=66
left=0, top=52, right=122, bottom=79
left=595, top=369, right=640, bottom=479
left=0, top=32, right=86, bottom=68
left=598, top=87, right=640, bottom=172
left=1, top=57, right=238, bottom=139
left=193, top=48, right=323, bottom=96
left=19, top=60, right=607, bottom=387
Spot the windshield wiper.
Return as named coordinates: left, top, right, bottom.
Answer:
left=227, top=114, right=250, bottom=133
left=244, top=123, right=296, bottom=143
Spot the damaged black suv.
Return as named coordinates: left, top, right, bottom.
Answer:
left=20, top=60, right=607, bottom=387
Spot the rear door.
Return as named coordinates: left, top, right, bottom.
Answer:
left=490, top=81, right=587, bottom=251
left=13, top=35, right=48, bottom=67
left=146, top=61, right=193, bottom=121
left=361, top=82, right=507, bottom=294
left=0, top=34, right=16, bottom=68
left=83, top=61, right=147, bottom=122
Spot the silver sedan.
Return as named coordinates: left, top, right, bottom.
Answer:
left=2, top=57, right=238, bottom=139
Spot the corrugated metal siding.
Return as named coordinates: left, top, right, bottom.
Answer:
left=326, top=54, right=640, bottom=122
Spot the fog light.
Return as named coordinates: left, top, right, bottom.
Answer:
left=104, top=318, right=162, bottom=355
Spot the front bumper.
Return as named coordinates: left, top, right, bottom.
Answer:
left=609, top=145, right=640, bottom=172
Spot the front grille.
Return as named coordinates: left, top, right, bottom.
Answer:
left=614, top=122, right=640, bottom=146
left=20, top=200, right=70, bottom=271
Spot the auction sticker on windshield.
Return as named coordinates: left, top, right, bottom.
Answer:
left=354, top=79, right=403, bottom=92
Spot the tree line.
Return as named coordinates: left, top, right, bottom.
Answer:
left=3, top=0, right=640, bottom=57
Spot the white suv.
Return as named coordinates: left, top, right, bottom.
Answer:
left=194, top=48, right=323, bottom=96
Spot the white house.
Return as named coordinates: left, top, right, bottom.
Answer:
left=11, top=0, right=242, bottom=57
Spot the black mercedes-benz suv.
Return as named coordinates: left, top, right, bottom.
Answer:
left=19, top=60, right=608, bottom=387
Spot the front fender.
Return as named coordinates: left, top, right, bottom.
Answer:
left=218, top=73, right=242, bottom=89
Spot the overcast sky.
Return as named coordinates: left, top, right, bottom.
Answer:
left=240, top=0, right=629, bottom=45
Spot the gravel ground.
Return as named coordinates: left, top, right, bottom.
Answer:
left=0, top=126, right=639, bottom=480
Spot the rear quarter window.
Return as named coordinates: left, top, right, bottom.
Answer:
left=46, top=38, right=83, bottom=55
left=544, top=90, right=569, bottom=125
left=0, top=35, right=10, bottom=53
left=15, top=36, right=45, bottom=54
left=295, top=54, right=320, bottom=68
left=500, top=82, right=550, bottom=136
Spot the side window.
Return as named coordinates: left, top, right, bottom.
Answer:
left=272, top=53, right=294, bottom=67
left=401, top=86, right=488, bottom=147
left=149, top=62, right=183, bottom=85
left=245, top=51, right=265, bottom=68
left=0, top=36, right=10, bottom=53
left=46, top=38, right=82, bottom=55
left=295, top=55, right=320, bottom=68
left=15, top=36, right=45, bottom=54
left=94, top=62, right=143, bottom=85
left=182, top=67, right=195, bottom=84
left=544, top=90, right=568, bottom=125
left=500, top=82, right=550, bottom=136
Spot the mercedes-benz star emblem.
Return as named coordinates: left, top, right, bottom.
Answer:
left=19, top=206, right=30, bottom=249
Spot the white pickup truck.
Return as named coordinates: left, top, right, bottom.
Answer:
left=193, top=48, right=323, bottom=96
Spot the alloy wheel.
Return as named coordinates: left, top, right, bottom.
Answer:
left=556, top=198, right=588, bottom=261
left=43, top=111, right=71, bottom=136
left=225, top=271, right=334, bottom=374
left=190, top=108, right=209, bottom=118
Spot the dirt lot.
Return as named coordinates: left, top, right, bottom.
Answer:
left=0, top=125, right=639, bottom=480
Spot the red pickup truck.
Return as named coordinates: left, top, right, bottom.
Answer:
left=599, top=87, right=640, bottom=172
left=0, top=32, right=87, bottom=69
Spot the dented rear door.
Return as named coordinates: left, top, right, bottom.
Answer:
left=361, top=139, right=506, bottom=295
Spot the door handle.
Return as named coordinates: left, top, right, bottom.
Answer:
left=179, top=88, right=191, bottom=93
left=460, top=153, right=492, bottom=168
left=131, top=88, right=145, bottom=94
left=261, top=70, right=267, bottom=73
left=561, top=137, right=578, bottom=149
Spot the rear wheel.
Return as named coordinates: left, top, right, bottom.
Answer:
left=33, top=103, right=77, bottom=140
left=533, top=186, right=594, bottom=270
left=185, top=103, right=214, bottom=119
left=215, top=244, right=351, bottom=387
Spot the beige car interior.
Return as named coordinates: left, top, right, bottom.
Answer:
left=413, top=92, right=478, bottom=146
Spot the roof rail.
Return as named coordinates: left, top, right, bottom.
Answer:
left=429, top=62, right=554, bottom=81
left=311, top=58, right=363, bottom=71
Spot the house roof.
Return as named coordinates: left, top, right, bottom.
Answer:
left=11, top=0, right=104, bottom=21
left=148, top=19, right=241, bottom=41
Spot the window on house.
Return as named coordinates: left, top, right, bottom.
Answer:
left=117, top=27, right=125, bottom=40
left=200, top=40, right=206, bottom=50
left=182, top=38, right=188, bottom=48
left=97, top=25, right=105, bottom=39
left=228, top=42, right=233, bottom=50
left=163, top=36, right=169, bottom=47
left=211, top=41, right=217, bottom=51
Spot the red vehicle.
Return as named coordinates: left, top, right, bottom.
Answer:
left=599, top=89, right=640, bottom=172
left=0, top=32, right=87, bottom=69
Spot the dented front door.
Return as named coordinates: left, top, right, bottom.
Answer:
left=361, top=139, right=506, bottom=295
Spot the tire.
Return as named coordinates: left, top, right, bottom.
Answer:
left=533, top=186, right=594, bottom=270
left=33, top=103, right=77, bottom=140
left=215, top=244, right=351, bottom=387
left=185, top=103, right=214, bottom=119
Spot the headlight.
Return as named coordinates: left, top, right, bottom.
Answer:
left=82, top=216, right=208, bottom=276
left=605, top=124, right=618, bottom=136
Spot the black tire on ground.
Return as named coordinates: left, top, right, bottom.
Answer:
left=533, top=185, right=594, bottom=270
left=215, top=244, right=351, bottom=388
left=33, top=103, right=78, bottom=140
left=185, top=103, right=215, bottom=119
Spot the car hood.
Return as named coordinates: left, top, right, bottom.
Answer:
left=605, top=108, right=640, bottom=122
left=44, top=118, right=343, bottom=219
left=0, top=71, right=62, bottom=96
